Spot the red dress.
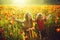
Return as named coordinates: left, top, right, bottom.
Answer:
left=36, top=19, right=45, bottom=31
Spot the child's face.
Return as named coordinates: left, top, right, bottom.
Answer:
left=25, top=13, right=32, bottom=20
left=25, top=15, right=28, bottom=20
left=38, top=14, right=42, bottom=19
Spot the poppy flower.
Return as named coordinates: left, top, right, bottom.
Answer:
left=10, top=32, right=13, bottom=36
left=56, top=28, right=60, bottom=32
left=0, top=17, right=2, bottom=20
left=25, top=35, right=29, bottom=40
left=0, top=27, right=4, bottom=34
left=19, top=30, right=23, bottom=34
left=5, top=13, right=9, bottom=17
left=0, top=6, right=3, bottom=10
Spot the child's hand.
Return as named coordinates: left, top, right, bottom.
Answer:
left=12, top=16, right=15, bottom=20
left=12, top=16, right=17, bottom=21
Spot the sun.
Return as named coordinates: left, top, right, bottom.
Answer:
left=12, top=0, right=27, bottom=6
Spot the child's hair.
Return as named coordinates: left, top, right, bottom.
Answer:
left=36, top=13, right=42, bottom=20
left=24, top=12, right=32, bottom=20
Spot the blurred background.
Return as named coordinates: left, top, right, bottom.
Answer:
left=0, top=0, right=60, bottom=40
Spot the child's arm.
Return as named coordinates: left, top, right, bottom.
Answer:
left=47, top=14, right=51, bottom=20
left=43, top=14, right=51, bottom=21
left=12, top=16, right=24, bottom=23
left=32, top=19, right=36, bottom=22
left=15, top=19, right=24, bottom=23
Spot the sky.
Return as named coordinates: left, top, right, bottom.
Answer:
left=0, top=0, right=60, bottom=6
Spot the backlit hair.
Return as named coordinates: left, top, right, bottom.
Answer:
left=24, top=12, right=32, bottom=20
left=36, top=13, right=42, bottom=19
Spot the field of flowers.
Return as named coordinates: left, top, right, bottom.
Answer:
left=0, top=5, right=60, bottom=40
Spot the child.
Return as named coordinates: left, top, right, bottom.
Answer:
left=35, top=13, right=46, bottom=40
left=13, top=12, right=34, bottom=40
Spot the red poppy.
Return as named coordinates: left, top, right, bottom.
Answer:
left=5, top=13, right=9, bottom=17
left=0, top=28, right=4, bottom=34
left=19, top=31, right=23, bottom=34
left=25, top=36, right=29, bottom=40
left=0, top=6, right=3, bottom=10
left=56, top=28, right=60, bottom=32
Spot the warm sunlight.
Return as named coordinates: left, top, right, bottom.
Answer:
left=12, top=0, right=27, bottom=6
